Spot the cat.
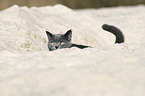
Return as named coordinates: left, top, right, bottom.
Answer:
left=46, top=30, right=72, bottom=51
left=46, top=24, right=124, bottom=51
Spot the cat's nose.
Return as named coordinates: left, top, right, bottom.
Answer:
left=55, top=46, right=58, bottom=49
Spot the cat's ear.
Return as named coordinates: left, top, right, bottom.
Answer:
left=46, top=31, right=53, bottom=39
left=64, top=29, right=72, bottom=41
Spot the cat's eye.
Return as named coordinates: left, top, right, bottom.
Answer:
left=50, top=42, right=54, bottom=45
left=61, top=42, right=64, bottom=45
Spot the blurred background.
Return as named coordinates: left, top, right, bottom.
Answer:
left=0, top=0, right=145, bottom=10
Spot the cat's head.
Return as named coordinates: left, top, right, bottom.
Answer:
left=46, top=30, right=72, bottom=51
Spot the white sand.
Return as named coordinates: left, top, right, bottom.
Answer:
left=0, top=4, right=145, bottom=96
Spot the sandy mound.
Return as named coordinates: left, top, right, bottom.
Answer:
left=0, top=4, right=145, bottom=96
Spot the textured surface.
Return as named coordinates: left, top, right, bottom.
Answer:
left=0, top=4, right=145, bottom=96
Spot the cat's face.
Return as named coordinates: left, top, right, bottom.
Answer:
left=46, top=30, right=72, bottom=51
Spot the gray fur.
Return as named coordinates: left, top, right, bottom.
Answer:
left=102, top=24, right=124, bottom=43
left=46, top=30, right=72, bottom=51
left=46, top=24, right=125, bottom=51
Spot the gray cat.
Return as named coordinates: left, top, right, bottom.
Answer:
left=46, top=30, right=72, bottom=51
left=46, top=24, right=124, bottom=51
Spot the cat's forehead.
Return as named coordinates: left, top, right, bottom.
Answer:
left=50, top=34, right=66, bottom=41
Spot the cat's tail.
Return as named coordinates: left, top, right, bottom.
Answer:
left=102, top=24, right=124, bottom=43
